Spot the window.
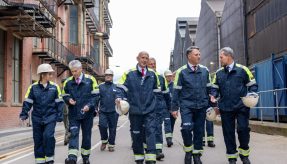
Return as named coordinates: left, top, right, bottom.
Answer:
left=0, top=29, right=5, bottom=101
left=94, top=40, right=100, bottom=65
left=94, top=0, right=100, bottom=21
left=69, top=5, right=78, bottom=44
left=12, top=37, right=21, bottom=104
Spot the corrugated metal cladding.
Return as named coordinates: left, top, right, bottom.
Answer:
left=247, top=0, right=287, bottom=65
left=221, top=0, right=246, bottom=65
left=253, top=59, right=276, bottom=121
left=255, top=0, right=287, bottom=32
left=195, top=0, right=218, bottom=73
left=252, top=55, right=287, bottom=121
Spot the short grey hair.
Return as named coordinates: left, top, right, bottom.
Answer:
left=69, top=60, right=82, bottom=69
left=220, top=47, right=234, bottom=58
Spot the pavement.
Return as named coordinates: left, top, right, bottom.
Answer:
left=0, top=116, right=286, bottom=163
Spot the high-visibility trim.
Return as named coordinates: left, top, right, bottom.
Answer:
left=207, top=136, right=214, bottom=141
left=192, top=149, right=204, bottom=154
left=165, top=133, right=173, bottom=138
left=102, top=140, right=108, bottom=144
left=24, top=98, right=34, bottom=104
left=183, top=145, right=194, bottom=152
left=85, top=74, right=99, bottom=90
left=118, top=69, right=135, bottom=85
left=134, top=154, right=145, bottom=161
left=246, top=79, right=256, bottom=87
left=156, top=144, right=163, bottom=149
left=162, top=89, right=170, bottom=94
left=91, top=89, right=100, bottom=94
left=206, top=83, right=212, bottom=87
left=145, top=154, right=156, bottom=161
left=45, top=156, right=54, bottom=162
left=68, top=149, right=78, bottom=156
left=174, top=86, right=182, bottom=90
left=227, top=153, right=239, bottom=159
left=238, top=148, right=250, bottom=156
left=174, top=65, right=187, bottom=87
left=143, top=143, right=147, bottom=149
left=153, top=88, right=161, bottom=93
left=35, top=158, right=46, bottom=163
left=24, top=82, right=37, bottom=99
left=236, top=64, right=255, bottom=81
left=108, top=144, right=115, bottom=148
left=117, top=84, right=128, bottom=92
left=61, top=93, right=70, bottom=97
left=55, top=98, right=64, bottom=103
left=211, top=84, right=219, bottom=89
left=62, top=76, right=73, bottom=95
left=81, top=148, right=91, bottom=156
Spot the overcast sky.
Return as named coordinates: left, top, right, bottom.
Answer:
left=109, top=0, right=201, bottom=81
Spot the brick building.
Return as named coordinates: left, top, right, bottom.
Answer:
left=0, top=0, right=113, bottom=129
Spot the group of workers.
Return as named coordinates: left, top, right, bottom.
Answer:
left=19, top=46, right=257, bottom=164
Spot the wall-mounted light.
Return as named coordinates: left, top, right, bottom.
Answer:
left=95, top=32, right=109, bottom=40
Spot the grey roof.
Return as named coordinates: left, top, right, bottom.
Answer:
left=176, top=17, right=198, bottom=38
left=206, top=0, right=225, bottom=13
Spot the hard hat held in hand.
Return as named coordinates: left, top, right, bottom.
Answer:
left=37, top=63, right=55, bottom=74
left=206, top=107, right=217, bottom=121
left=241, top=92, right=259, bottom=108
left=115, top=100, right=130, bottom=115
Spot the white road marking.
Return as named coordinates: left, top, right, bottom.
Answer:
left=2, top=120, right=128, bottom=164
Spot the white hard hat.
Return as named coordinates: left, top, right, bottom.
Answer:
left=241, top=92, right=259, bottom=108
left=37, top=63, right=54, bottom=74
left=206, top=107, right=217, bottom=121
left=115, top=100, right=130, bottom=115
left=164, top=70, right=173, bottom=76
left=105, top=69, right=114, bottom=75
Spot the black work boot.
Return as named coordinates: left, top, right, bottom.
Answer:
left=135, top=160, right=144, bottom=164
left=100, top=143, right=107, bottom=151
left=83, top=158, right=90, bottom=164
left=45, top=161, right=54, bottom=164
left=184, top=152, right=192, bottom=164
left=228, top=158, right=237, bottom=164
left=207, top=141, right=216, bottom=147
left=65, top=158, right=76, bottom=164
left=240, top=156, right=251, bottom=164
left=202, top=141, right=205, bottom=146
left=193, top=154, right=202, bottom=164
left=156, top=149, right=165, bottom=160
left=166, top=137, right=173, bottom=147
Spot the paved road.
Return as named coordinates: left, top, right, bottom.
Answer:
left=0, top=116, right=287, bottom=164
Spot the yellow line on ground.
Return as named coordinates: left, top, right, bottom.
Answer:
left=0, top=135, right=65, bottom=161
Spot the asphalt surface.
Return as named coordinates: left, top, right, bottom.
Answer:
left=0, top=116, right=287, bottom=164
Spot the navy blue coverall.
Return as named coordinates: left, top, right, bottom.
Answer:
left=62, top=74, right=99, bottom=161
left=20, top=81, right=64, bottom=163
left=98, top=81, right=120, bottom=147
left=117, top=66, right=161, bottom=162
left=164, top=81, right=176, bottom=140
left=211, top=63, right=258, bottom=160
left=172, top=64, right=212, bottom=155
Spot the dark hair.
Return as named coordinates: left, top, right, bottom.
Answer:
left=186, top=46, right=200, bottom=57
left=39, top=72, right=48, bottom=82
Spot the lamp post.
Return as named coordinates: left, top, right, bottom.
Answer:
left=215, top=11, right=222, bottom=69
left=206, top=0, right=225, bottom=69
